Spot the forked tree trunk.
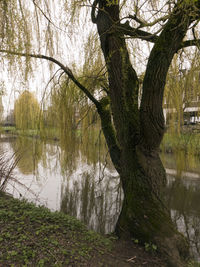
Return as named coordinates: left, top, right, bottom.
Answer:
left=91, top=1, right=197, bottom=266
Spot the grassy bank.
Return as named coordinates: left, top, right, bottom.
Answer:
left=161, top=132, right=200, bottom=154
left=0, top=192, right=169, bottom=267
left=0, top=192, right=110, bottom=266
left=0, top=126, right=59, bottom=141
left=2, top=126, right=200, bottom=155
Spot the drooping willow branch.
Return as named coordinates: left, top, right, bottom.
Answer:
left=0, top=49, right=100, bottom=108
left=0, top=49, right=121, bottom=169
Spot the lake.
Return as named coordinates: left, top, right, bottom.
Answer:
left=1, top=134, right=200, bottom=261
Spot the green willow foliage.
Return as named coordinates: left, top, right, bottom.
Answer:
left=14, top=90, right=41, bottom=130
left=43, top=76, right=108, bottom=170
left=0, top=0, right=32, bottom=79
left=165, top=53, right=200, bottom=135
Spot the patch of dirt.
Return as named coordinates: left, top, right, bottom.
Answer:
left=90, top=240, right=167, bottom=266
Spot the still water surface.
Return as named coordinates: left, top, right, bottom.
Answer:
left=1, top=135, right=200, bottom=260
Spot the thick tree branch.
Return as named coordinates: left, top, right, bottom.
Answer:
left=140, top=3, right=197, bottom=150
left=179, top=39, right=200, bottom=50
left=91, top=0, right=99, bottom=24
left=118, top=22, right=158, bottom=43
left=97, top=101, right=121, bottom=172
left=0, top=49, right=100, bottom=108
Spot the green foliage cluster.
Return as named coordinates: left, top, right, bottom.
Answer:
left=188, top=261, right=200, bottom=267
left=14, top=90, right=41, bottom=130
left=42, top=76, right=109, bottom=171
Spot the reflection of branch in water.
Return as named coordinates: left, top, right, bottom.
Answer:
left=98, top=150, right=109, bottom=183
left=60, top=168, right=122, bottom=234
left=0, top=149, right=45, bottom=205
left=182, top=212, right=190, bottom=242
left=191, top=218, right=200, bottom=257
left=172, top=209, right=200, bottom=259
left=0, top=149, right=22, bottom=191
left=172, top=211, right=182, bottom=228
left=6, top=177, right=38, bottom=198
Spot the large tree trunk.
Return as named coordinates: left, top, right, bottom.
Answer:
left=116, top=145, right=189, bottom=266
left=91, top=1, right=197, bottom=266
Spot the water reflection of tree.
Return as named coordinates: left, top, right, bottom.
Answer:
left=45, top=79, right=114, bottom=176
left=10, top=137, right=43, bottom=175
left=58, top=122, right=114, bottom=179
left=161, top=150, right=200, bottom=174
left=60, top=171, right=122, bottom=234
left=166, top=179, right=200, bottom=259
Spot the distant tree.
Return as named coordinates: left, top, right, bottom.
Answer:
left=14, top=91, right=41, bottom=130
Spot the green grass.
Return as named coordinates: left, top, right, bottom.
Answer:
left=0, top=126, right=60, bottom=140
left=0, top=126, right=16, bottom=134
left=0, top=192, right=112, bottom=266
left=161, top=132, right=200, bottom=154
left=188, top=261, right=200, bottom=267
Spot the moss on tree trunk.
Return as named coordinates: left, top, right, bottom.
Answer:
left=91, top=1, right=199, bottom=266
left=115, top=147, right=189, bottom=266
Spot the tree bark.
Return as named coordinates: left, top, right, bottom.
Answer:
left=91, top=1, right=200, bottom=266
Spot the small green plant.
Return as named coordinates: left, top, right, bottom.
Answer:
left=188, top=261, right=200, bottom=267
left=144, top=242, right=157, bottom=252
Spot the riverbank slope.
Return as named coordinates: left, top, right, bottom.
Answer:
left=0, top=192, right=168, bottom=266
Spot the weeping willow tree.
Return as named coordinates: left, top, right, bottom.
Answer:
left=14, top=91, right=41, bottom=130
left=1, top=1, right=200, bottom=266
left=165, top=52, right=200, bottom=135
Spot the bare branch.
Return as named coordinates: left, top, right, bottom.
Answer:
left=31, top=0, right=68, bottom=34
left=128, top=14, right=169, bottom=28
left=32, top=0, right=55, bottom=27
